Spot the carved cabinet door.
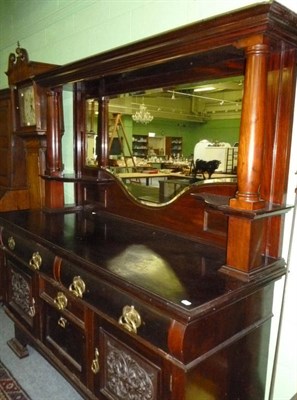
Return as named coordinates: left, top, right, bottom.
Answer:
left=90, top=314, right=173, bottom=400
left=97, top=328, right=162, bottom=400
left=5, top=256, right=37, bottom=333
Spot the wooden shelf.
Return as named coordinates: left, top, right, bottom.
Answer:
left=192, top=192, right=293, bottom=219
left=41, top=173, right=114, bottom=184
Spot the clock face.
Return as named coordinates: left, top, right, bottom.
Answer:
left=18, top=85, right=36, bottom=127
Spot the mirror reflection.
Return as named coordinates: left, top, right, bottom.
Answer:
left=85, top=77, right=243, bottom=204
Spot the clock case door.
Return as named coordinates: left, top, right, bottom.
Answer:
left=13, top=81, right=47, bottom=135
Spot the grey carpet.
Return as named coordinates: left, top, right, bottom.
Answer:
left=0, top=305, right=83, bottom=400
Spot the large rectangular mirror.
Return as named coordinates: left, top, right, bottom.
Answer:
left=84, top=77, right=243, bottom=203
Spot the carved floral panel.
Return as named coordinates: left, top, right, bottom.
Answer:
left=101, top=331, right=160, bottom=400
left=10, top=269, right=31, bottom=314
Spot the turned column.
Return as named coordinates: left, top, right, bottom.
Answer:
left=97, top=96, right=109, bottom=168
left=44, top=89, right=64, bottom=209
left=230, top=43, right=269, bottom=210
left=225, top=41, right=270, bottom=276
left=46, top=89, right=63, bottom=176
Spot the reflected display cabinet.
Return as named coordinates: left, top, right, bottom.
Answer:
left=132, top=134, right=148, bottom=157
left=1, top=2, right=297, bottom=399
left=166, top=137, right=183, bottom=158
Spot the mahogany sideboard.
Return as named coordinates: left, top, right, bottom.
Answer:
left=0, top=208, right=284, bottom=399
left=1, top=1, right=297, bottom=399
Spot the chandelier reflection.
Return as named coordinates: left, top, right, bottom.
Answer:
left=132, top=103, right=154, bottom=124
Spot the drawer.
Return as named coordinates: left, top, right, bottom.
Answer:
left=1, top=228, right=55, bottom=275
left=40, top=277, right=85, bottom=328
left=58, top=259, right=172, bottom=351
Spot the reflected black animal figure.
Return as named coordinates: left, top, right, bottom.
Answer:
left=192, top=159, right=221, bottom=179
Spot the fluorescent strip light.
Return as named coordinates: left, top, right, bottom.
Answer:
left=194, top=86, right=216, bottom=92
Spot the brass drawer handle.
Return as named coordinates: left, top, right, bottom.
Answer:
left=54, top=292, right=68, bottom=310
left=69, top=276, right=86, bottom=298
left=8, top=236, right=15, bottom=250
left=118, top=305, right=142, bottom=334
left=29, top=252, right=42, bottom=270
left=58, top=316, right=68, bottom=328
left=28, top=298, right=36, bottom=317
left=91, top=348, right=100, bottom=374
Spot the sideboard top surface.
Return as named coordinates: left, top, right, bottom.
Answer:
left=0, top=210, right=284, bottom=320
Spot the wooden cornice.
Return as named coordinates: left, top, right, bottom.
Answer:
left=34, top=1, right=297, bottom=88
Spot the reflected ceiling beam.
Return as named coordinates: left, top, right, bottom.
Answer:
left=109, top=103, right=207, bottom=123
left=95, top=77, right=244, bottom=122
left=167, top=90, right=239, bottom=105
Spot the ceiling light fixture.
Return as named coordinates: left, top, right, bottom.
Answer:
left=132, top=103, right=154, bottom=124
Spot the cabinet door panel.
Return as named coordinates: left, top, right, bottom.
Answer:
left=98, top=328, right=161, bottom=400
left=6, top=258, right=36, bottom=330
left=44, top=304, right=86, bottom=380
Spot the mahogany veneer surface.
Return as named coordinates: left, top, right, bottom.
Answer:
left=0, top=209, right=283, bottom=314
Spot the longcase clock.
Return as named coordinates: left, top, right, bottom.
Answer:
left=6, top=45, right=58, bottom=136
left=6, top=45, right=58, bottom=208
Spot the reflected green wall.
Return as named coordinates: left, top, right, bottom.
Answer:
left=127, top=117, right=240, bottom=158
left=194, top=119, right=240, bottom=146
